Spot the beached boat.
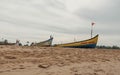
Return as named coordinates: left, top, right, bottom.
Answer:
left=0, top=40, right=16, bottom=45
left=55, top=34, right=99, bottom=48
left=35, top=36, right=53, bottom=47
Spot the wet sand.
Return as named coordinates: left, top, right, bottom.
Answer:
left=0, top=46, right=120, bottom=75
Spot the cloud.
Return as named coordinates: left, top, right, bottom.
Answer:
left=0, top=0, right=88, bottom=35
left=75, top=0, right=120, bottom=23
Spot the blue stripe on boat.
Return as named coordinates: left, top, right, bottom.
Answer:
left=65, top=44, right=97, bottom=48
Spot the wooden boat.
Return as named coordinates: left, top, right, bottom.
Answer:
left=35, top=36, right=53, bottom=47
left=0, top=40, right=16, bottom=45
left=0, top=42, right=15, bottom=45
left=55, top=34, right=99, bottom=48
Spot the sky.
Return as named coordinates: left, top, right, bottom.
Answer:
left=0, top=0, right=120, bottom=46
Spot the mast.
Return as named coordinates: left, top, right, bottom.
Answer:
left=91, top=22, right=95, bottom=38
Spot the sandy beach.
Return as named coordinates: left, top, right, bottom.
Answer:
left=0, top=46, right=120, bottom=75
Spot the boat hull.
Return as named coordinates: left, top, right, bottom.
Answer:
left=35, top=37, right=53, bottom=47
left=65, top=44, right=97, bottom=48
left=0, top=42, right=16, bottom=45
left=55, top=35, right=99, bottom=48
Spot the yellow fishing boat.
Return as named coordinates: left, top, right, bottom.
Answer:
left=55, top=34, right=99, bottom=48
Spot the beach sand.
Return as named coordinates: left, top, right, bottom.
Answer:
left=0, top=46, right=120, bottom=75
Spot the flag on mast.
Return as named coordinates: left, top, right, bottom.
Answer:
left=91, top=22, right=95, bottom=26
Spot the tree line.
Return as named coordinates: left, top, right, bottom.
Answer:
left=96, top=45, right=120, bottom=49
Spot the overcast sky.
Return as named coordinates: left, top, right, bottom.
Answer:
left=0, top=0, right=120, bottom=46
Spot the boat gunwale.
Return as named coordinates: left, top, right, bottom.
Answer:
left=58, top=34, right=99, bottom=45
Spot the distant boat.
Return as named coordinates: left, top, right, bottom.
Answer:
left=0, top=39, right=16, bottom=45
left=35, top=36, right=53, bottom=47
left=55, top=34, right=99, bottom=48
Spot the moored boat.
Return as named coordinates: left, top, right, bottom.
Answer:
left=35, top=36, right=53, bottom=47
left=0, top=39, right=16, bottom=45
left=55, top=34, right=99, bottom=48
